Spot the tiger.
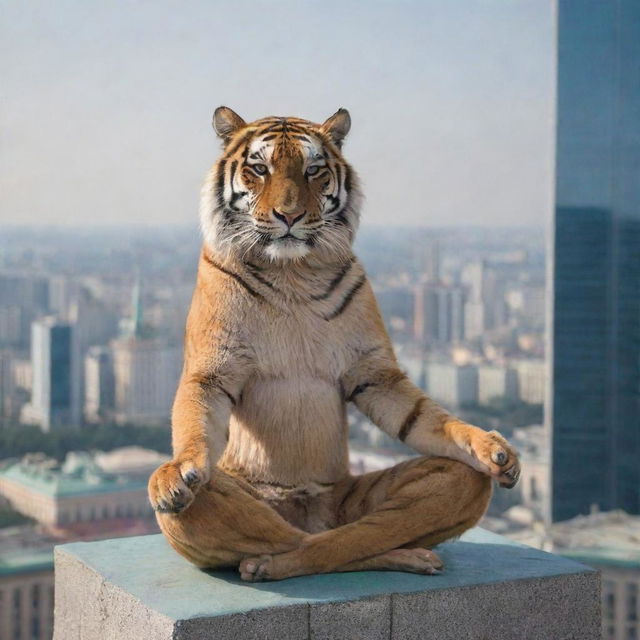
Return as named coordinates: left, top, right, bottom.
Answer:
left=147, top=106, right=520, bottom=581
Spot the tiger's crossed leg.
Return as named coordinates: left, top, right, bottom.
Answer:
left=155, top=469, right=306, bottom=569
left=239, top=456, right=492, bottom=581
left=155, top=457, right=492, bottom=581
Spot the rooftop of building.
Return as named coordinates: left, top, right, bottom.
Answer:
left=0, top=525, right=56, bottom=578
left=508, top=509, right=640, bottom=569
left=0, top=448, right=168, bottom=498
left=0, top=547, right=53, bottom=578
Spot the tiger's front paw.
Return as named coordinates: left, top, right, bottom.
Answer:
left=471, top=430, right=520, bottom=489
left=148, top=459, right=209, bottom=514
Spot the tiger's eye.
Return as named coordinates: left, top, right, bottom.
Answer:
left=252, top=164, right=268, bottom=175
left=306, top=165, right=320, bottom=176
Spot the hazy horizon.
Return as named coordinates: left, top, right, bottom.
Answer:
left=1, top=0, right=555, bottom=228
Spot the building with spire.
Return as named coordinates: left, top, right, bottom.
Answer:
left=110, top=272, right=182, bottom=426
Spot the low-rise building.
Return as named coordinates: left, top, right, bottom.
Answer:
left=425, top=361, right=478, bottom=408
left=477, top=364, right=519, bottom=406
left=0, top=547, right=54, bottom=640
left=512, top=358, right=545, bottom=405
left=510, top=424, right=549, bottom=518
left=0, top=449, right=169, bottom=527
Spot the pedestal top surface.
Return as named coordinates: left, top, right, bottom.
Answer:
left=56, top=527, right=595, bottom=621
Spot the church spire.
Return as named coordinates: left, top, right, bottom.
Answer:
left=131, top=268, right=143, bottom=338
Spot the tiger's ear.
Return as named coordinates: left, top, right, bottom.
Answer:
left=321, top=108, right=351, bottom=148
left=212, top=106, right=246, bottom=143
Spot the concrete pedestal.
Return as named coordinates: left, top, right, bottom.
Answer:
left=54, top=528, right=600, bottom=639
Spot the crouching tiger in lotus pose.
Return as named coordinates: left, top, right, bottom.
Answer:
left=148, top=106, right=520, bottom=581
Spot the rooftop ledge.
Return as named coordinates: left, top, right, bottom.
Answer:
left=54, top=528, right=600, bottom=640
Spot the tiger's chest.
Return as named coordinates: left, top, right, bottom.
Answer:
left=250, top=307, right=351, bottom=383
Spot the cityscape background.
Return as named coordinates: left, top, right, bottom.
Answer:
left=1, top=1, right=638, bottom=640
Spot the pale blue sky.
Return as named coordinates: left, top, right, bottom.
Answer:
left=0, top=0, right=554, bottom=227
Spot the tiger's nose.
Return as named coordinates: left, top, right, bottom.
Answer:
left=272, top=209, right=306, bottom=228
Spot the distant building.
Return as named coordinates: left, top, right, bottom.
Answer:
left=0, top=305, right=23, bottom=349
left=111, top=338, right=181, bottom=426
left=425, top=362, right=478, bottom=408
left=71, top=287, right=120, bottom=418
left=512, top=358, right=545, bottom=405
left=510, top=425, right=549, bottom=517
left=47, top=275, right=79, bottom=320
left=414, top=283, right=465, bottom=344
left=84, top=346, right=115, bottom=423
left=461, top=260, right=506, bottom=340
left=505, top=281, right=545, bottom=330
left=477, top=365, right=518, bottom=406
left=20, top=318, right=80, bottom=431
left=549, top=0, right=640, bottom=522
left=0, top=547, right=54, bottom=640
left=0, top=446, right=167, bottom=640
left=375, top=287, right=415, bottom=335
left=0, top=350, right=15, bottom=421
left=110, top=272, right=182, bottom=426
left=0, top=273, right=50, bottom=350
left=0, top=449, right=168, bottom=527
left=416, top=237, right=441, bottom=283
left=11, top=357, right=32, bottom=393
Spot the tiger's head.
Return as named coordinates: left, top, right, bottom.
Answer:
left=200, top=107, right=362, bottom=264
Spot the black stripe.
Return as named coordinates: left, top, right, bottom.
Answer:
left=357, top=345, right=383, bottom=358
left=365, top=471, right=388, bottom=497
left=398, top=397, right=426, bottom=442
left=255, top=123, right=281, bottom=136
left=245, top=264, right=277, bottom=291
left=336, top=480, right=359, bottom=517
left=344, top=164, right=352, bottom=192
left=334, top=162, right=342, bottom=194
left=324, top=274, right=366, bottom=320
left=191, top=373, right=237, bottom=406
left=347, top=382, right=376, bottom=402
left=213, top=382, right=237, bottom=406
left=202, top=253, right=266, bottom=301
left=335, top=211, right=349, bottom=226
left=216, top=159, right=227, bottom=208
left=260, top=124, right=308, bottom=136
left=325, top=195, right=341, bottom=214
left=261, top=134, right=277, bottom=141
left=225, top=130, right=255, bottom=157
left=311, top=258, right=354, bottom=301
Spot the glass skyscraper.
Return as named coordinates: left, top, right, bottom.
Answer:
left=549, top=0, right=640, bottom=521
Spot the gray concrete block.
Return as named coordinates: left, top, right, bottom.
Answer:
left=54, top=547, right=175, bottom=640
left=391, top=571, right=601, bottom=640
left=53, top=529, right=601, bottom=640
left=309, top=595, right=391, bottom=640
left=173, top=605, right=309, bottom=640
